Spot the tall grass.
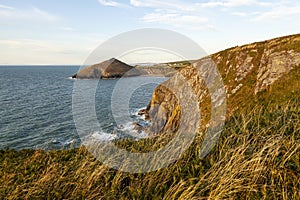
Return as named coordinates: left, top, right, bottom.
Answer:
left=0, top=94, right=299, bottom=199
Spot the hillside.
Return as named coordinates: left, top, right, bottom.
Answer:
left=72, top=58, right=141, bottom=79
left=1, top=34, right=299, bottom=199
left=73, top=58, right=191, bottom=79
left=144, top=33, right=300, bottom=134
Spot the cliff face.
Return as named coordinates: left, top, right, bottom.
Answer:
left=145, top=34, right=300, bottom=134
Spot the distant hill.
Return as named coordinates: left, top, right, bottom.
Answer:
left=72, top=58, right=141, bottom=79
left=72, top=58, right=192, bottom=79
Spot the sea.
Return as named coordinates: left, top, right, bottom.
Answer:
left=0, top=66, right=166, bottom=150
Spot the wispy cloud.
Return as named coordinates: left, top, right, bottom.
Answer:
left=0, top=39, right=58, bottom=50
left=61, top=26, right=76, bottom=31
left=253, top=5, right=300, bottom=21
left=98, top=0, right=129, bottom=8
left=130, top=0, right=194, bottom=11
left=31, top=7, right=59, bottom=21
left=0, top=4, right=15, bottom=10
left=143, top=12, right=207, bottom=24
left=98, top=0, right=298, bottom=30
left=231, top=11, right=248, bottom=17
left=142, top=10, right=215, bottom=30
left=220, top=0, right=300, bottom=21
left=197, top=0, right=300, bottom=23
left=0, top=39, right=92, bottom=64
left=130, top=1, right=217, bottom=30
left=0, top=6, right=59, bottom=22
left=198, top=0, right=272, bottom=8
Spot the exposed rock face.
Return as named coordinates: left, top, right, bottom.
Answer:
left=73, top=58, right=142, bottom=79
left=144, top=34, right=300, bottom=135
left=255, top=50, right=300, bottom=94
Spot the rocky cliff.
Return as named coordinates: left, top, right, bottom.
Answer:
left=144, top=34, right=300, bottom=135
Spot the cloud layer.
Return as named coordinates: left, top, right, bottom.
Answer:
left=97, top=0, right=300, bottom=27
left=0, top=5, right=59, bottom=22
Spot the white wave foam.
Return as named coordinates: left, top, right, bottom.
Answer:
left=130, top=107, right=147, bottom=120
left=81, top=130, right=117, bottom=146
left=62, top=139, right=77, bottom=146
left=91, top=131, right=117, bottom=141
left=118, top=122, right=148, bottom=139
left=132, top=107, right=146, bottom=114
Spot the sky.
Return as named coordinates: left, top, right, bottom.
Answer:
left=0, top=0, right=300, bottom=65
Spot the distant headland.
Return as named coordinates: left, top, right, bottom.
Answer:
left=72, top=58, right=191, bottom=79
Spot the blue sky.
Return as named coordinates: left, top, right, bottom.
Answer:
left=0, top=0, right=300, bottom=64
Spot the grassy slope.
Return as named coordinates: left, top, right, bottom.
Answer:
left=0, top=66, right=299, bottom=199
left=1, top=34, right=300, bottom=199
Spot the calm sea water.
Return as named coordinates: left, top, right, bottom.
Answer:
left=0, top=66, right=165, bottom=150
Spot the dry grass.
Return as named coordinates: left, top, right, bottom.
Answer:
left=0, top=93, right=299, bottom=199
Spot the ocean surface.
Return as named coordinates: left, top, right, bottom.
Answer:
left=0, top=66, right=166, bottom=150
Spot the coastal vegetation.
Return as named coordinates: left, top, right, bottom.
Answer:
left=1, top=87, right=298, bottom=199
left=1, top=34, right=299, bottom=199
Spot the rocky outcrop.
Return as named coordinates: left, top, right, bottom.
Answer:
left=143, top=33, right=300, bottom=135
left=255, top=49, right=300, bottom=94
left=73, top=58, right=142, bottom=79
